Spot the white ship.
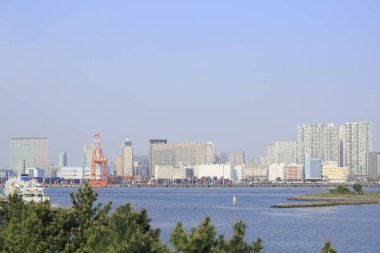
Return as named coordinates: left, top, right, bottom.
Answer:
left=3, top=174, right=49, bottom=203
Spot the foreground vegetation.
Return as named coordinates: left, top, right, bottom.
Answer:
left=0, top=185, right=336, bottom=252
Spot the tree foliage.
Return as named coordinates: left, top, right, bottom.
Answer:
left=329, top=185, right=351, bottom=195
left=352, top=183, right=364, bottom=195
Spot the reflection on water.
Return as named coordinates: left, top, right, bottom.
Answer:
left=46, top=186, right=380, bottom=253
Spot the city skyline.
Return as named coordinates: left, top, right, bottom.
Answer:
left=1, top=1, right=379, bottom=166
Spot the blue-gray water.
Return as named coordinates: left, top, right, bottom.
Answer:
left=46, top=187, right=380, bottom=253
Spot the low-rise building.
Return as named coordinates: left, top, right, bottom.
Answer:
left=285, top=163, right=303, bottom=182
left=268, top=164, right=285, bottom=182
left=154, top=165, right=193, bottom=180
left=322, top=162, right=349, bottom=183
left=194, top=164, right=232, bottom=180
left=58, top=166, right=101, bottom=181
left=232, top=164, right=246, bottom=182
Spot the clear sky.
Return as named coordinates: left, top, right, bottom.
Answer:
left=1, top=0, right=379, bottom=167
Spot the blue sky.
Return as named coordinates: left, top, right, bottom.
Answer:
left=1, top=0, right=379, bottom=166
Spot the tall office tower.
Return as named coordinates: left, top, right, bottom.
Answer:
left=304, top=153, right=322, bottom=181
left=116, top=153, right=123, bottom=176
left=83, top=144, right=94, bottom=167
left=10, top=138, right=48, bottom=171
left=149, top=139, right=174, bottom=177
left=174, top=142, right=206, bottom=166
left=205, top=141, right=216, bottom=164
left=58, top=152, right=67, bottom=168
left=296, top=123, right=340, bottom=164
left=122, top=139, right=133, bottom=177
left=341, top=122, right=372, bottom=176
left=266, top=144, right=275, bottom=166
left=230, top=151, right=245, bottom=167
left=368, top=152, right=380, bottom=178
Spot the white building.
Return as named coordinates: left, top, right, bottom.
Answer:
left=122, top=139, right=133, bottom=177
left=84, top=144, right=93, bottom=167
left=58, top=166, right=100, bottom=180
left=154, top=165, right=193, bottom=180
left=232, top=164, right=246, bottom=182
left=26, top=167, right=45, bottom=178
left=194, top=164, right=232, bottom=180
left=268, top=164, right=285, bottom=182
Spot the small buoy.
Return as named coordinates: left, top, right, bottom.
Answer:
left=232, top=195, right=236, bottom=207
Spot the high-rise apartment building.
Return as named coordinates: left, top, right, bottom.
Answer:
left=266, top=144, right=275, bottom=166
left=10, top=138, right=48, bottom=170
left=58, top=152, right=67, bottom=168
left=296, top=124, right=340, bottom=164
left=368, top=152, right=380, bottom=178
left=341, top=122, right=372, bottom=176
left=122, top=139, right=133, bottom=177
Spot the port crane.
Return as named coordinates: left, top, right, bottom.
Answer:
left=90, top=134, right=108, bottom=186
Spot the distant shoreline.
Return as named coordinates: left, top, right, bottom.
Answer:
left=2, top=183, right=378, bottom=188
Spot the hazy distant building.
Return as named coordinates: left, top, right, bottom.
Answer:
left=122, top=139, right=133, bottom=177
left=216, top=153, right=228, bottom=163
left=267, top=142, right=296, bottom=165
left=116, top=153, right=123, bottom=176
left=58, top=152, right=67, bottom=168
left=341, top=122, right=372, bottom=176
left=368, top=152, right=380, bottom=178
left=10, top=138, right=48, bottom=171
left=133, top=155, right=149, bottom=177
left=296, top=124, right=340, bottom=164
left=149, top=139, right=216, bottom=177
left=322, top=161, right=349, bottom=183
left=149, top=139, right=173, bottom=177
left=304, top=154, right=322, bottom=181
left=230, top=152, right=245, bottom=167
left=83, top=144, right=93, bottom=167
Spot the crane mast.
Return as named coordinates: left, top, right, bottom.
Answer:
left=90, top=134, right=108, bottom=186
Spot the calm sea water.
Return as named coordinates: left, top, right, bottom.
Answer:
left=46, top=186, right=380, bottom=253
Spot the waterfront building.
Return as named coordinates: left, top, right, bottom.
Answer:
left=116, top=153, right=123, bottom=176
left=341, top=121, right=372, bottom=177
left=154, top=165, right=193, bottom=180
left=58, top=166, right=101, bottom=181
left=122, top=139, right=133, bottom=177
left=83, top=144, right=93, bottom=167
left=322, top=161, right=349, bottom=183
left=10, top=138, right=48, bottom=171
left=230, top=151, right=245, bottom=167
left=232, top=163, right=246, bottom=182
left=26, top=167, right=45, bottom=178
left=174, top=142, right=207, bottom=166
left=252, top=168, right=268, bottom=181
left=268, top=164, right=285, bottom=182
left=194, top=164, right=232, bottom=180
left=58, top=152, right=67, bottom=168
left=368, top=152, right=380, bottom=178
left=296, top=124, right=340, bottom=164
left=304, top=153, right=322, bottom=181
left=285, top=163, right=303, bottom=182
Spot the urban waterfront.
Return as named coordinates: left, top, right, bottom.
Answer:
left=47, top=186, right=380, bottom=253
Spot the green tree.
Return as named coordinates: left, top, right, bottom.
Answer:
left=352, top=183, right=364, bottom=194
left=322, top=240, right=337, bottom=253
